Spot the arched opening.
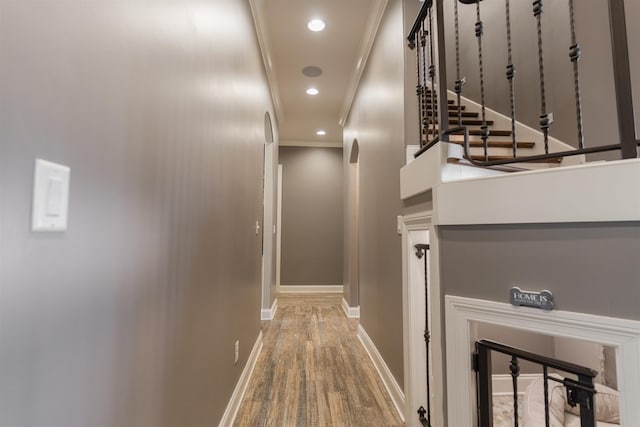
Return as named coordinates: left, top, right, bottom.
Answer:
left=261, top=112, right=278, bottom=320
left=345, top=139, right=360, bottom=315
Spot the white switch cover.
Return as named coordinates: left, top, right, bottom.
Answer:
left=32, top=159, right=70, bottom=232
left=396, top=215, right=402, bottom=235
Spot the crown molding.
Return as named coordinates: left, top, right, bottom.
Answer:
left=338, top=0, right=389, bottom=127
left=249, top=0, right=285, bottom=123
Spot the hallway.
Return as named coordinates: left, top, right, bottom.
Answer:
left=234, top=294, right=403, bottom=426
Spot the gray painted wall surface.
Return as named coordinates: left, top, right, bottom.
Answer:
left=344, top=0, right=406, bottom=389
left=0, top=2, right=270, bottom=426
left=440, top=223, right=640, bottom=321
left=279, top=147, right=343, bottom=286
left=443, top=0, right=626, bottom=160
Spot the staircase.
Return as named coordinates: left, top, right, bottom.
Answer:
left=423, top=90, right=563, bottom=169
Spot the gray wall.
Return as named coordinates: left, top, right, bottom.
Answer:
left=443, top=0, right=624, bottom=160
left=279, top=146, right=343, bottom=286
left=0, top=2, right=271, bottom=426
left=344, top=0, right=406, bottom=389
left=440, top=223, right=640, bottom=321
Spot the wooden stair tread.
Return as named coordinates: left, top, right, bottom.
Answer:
left=426, top=104, right=466, bottom=110
left=427, top=110, right=478, bottom=118
left=465, top=154, right=563, bottom=164
left=447, top=128, right=512, bottom=137
left=449, top=140, right=535, bottom=149
left=431, top=119, right=495, bottom=126
left=425, top=98, right=455, bottom=104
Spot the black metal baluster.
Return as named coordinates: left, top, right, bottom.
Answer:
left=568, top=0, right=584, bottom=150
left=454, top=0, right=465, bottom=126
left=428, top=7, right=437, bottom=141
left=543, top=366, right=550, bottom=427
left=412, top=30, right=424, bottom=148
left=421, top=22, right=431, bottom=140
left=505, top=0, right=517, bottom=157
left=415, top=244, right=431, bottom=427
left=510, top=356, right=520, bottom=427
left=475, top=0, right=489, bottom=160
left=533, top=0, right=552, bottom=154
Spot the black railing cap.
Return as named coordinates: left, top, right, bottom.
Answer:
left=476, top=339, right=598, bottom=379
left=407, top=0, right=433, bottom=46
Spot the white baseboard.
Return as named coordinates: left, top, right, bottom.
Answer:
left=492, top=373, right=540, bottom=397
left=341, top=298, right=360, bottom=318
left=279, top=285, right=343, bottom=294
left=218, top=331, right=263, bottom=427
left=357, top=325, right=405, bottom=422
left=261, top=298, right=278, bottom=321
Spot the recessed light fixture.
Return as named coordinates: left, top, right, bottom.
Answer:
left=316, top=130, right=326, bottom=136
left=306, top=88, right=319, bottom=95
left=307, top=19, right=325, bottom=32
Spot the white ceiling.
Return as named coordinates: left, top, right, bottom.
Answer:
left=250, top=0, right=388, bottom=145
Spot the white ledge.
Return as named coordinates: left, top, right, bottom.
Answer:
left=435, top=159, right=640, bottom=225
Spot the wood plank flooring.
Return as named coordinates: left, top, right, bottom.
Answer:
left=234, top=294, right=403, bottom=427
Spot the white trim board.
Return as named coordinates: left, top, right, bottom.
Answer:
left=278, top=285, right=343, bottom=294
left=400, top=212, right=446, bottom=427
left=358, top=325, right=405, bottom=423
left=436, top=158, right=640, bottom=225
left=218, top=331, right=264, bottom=427
left=492, top=373, right=539, bottom=397
left=261, top=298, right=278, bottom=321
left=445, top=296, right=640, bottom=427
left=279, top=140, right=342, bottom=148
left=341, top=298, right=360, bottom=318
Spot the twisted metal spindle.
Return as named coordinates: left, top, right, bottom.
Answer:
left=421, top=22, right=432, bottom=140
left=568, top=0, right=584, bottom=149
left=454, top=0, right=465, bottom=125
left=475, top=1, right=489, bottom=160
left=414, top=30, right=425, bottom=147
left=543, top=366, right=551, bottom=427
left=534, top=0, right=552, bottom=154
left=505, top=0, right=518, bottom=157
left=510, top=356, right=521, bottom=427
left=428, top=7, right=436, bottom=141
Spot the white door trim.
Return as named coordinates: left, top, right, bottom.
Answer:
left=275, top=164, right=282, bottom=295
left=401, top=212, right=444, bottom=427
left=445, top=295, right=640, bottom=426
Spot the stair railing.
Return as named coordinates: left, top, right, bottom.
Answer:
left=474, top=339, right=598, bottom=427
left=408, top=0, right=640, bottom=166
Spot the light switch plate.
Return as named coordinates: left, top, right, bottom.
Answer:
left=32, top=159, right=70, bottom=232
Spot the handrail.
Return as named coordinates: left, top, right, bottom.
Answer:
left=476, top=339, right=598, bottom=378
left=407, top=0, right=433, bottom=48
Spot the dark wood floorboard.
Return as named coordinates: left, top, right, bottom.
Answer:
left=234, top=294, right=404, bottom=426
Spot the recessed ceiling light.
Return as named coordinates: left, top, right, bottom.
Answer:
left=306, top=88, right=319, bottom=95
left=316, top=130, right=326, bottom=136
left=307, top=19, right=325, bottom=32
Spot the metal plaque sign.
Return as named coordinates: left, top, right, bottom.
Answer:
left=510, top=287, right=554, bottom=310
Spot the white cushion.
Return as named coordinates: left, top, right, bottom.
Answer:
left=523, top=375, right=566, bottom=427
left=565, top=381, right=620, bottom=424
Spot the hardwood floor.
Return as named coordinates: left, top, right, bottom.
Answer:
left=234, top=294, right=403, bottom=426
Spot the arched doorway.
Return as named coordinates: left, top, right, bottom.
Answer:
left=344, top=139, right=360, bottom=316
left=261, top=112, right=277, bottom=320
